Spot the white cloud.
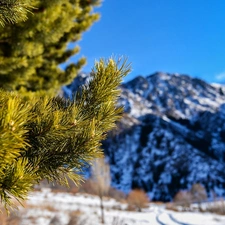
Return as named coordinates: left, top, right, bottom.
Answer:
left=215, top=71, right=225, bottom=81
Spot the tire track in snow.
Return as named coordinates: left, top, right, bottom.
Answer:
left=156, top=210, right=196, bottom=225
left=168, top=214, right=196, bottom=225
left=156, top=213, right=167, bottom=225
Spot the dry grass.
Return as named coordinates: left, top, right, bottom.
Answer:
left=201, top=199, right=225, bottom=215
left=34, top=179, right=79, bottom=194
left=25, top=203, right=57, bottom=212
left=0, top=209, right=22, bottom=225
left=49, top=215, right=61, bottom=225
left=153, top=201, right=164, bottom=205
left=165, top=203, right=181, bottom=212
left=167, top=198, right=225, bottom=215
left=67, top=210, right=89, bottom=225
left=112, top=216, right=126, bottom=225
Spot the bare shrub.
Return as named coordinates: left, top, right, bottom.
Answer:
left=173, top=190, right=192, bottom=209
left=108, top=187, right=126, bottom=202
left=127, top=189, right=149, bottom=212
left=78, top=179, right=97, bottom=195
left=190, top=183, right=207, bottom=209
left=90, top=158, right=111, bottom=224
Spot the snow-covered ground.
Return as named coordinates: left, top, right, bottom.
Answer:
left=12, top=189, right=225, bottom=225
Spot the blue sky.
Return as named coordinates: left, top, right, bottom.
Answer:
left=70, top=0, right=225, bottom=83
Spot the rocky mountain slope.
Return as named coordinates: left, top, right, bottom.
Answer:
left=64, top=72, right=225, bottom=201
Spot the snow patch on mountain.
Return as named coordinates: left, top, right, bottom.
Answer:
left=64, top=72, right=225, bottom=201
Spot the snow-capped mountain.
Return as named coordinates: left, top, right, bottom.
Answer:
left=64, top=72, right=225, bottom=201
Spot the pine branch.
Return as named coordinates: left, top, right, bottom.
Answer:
left=0, top=0, right=33, bottom=26
left=0, top=58, right=131, bottom=209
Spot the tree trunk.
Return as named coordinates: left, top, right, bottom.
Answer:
left=100, top=194, right=104, bottom=224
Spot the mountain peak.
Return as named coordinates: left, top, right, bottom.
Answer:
left=64, top=71, right=225, bottom=201
left=148, top=71, right=171, bottom=79
left=121, top=71, right=225, bottom=120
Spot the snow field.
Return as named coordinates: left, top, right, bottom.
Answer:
left=15, top=189, right=225, bottom=225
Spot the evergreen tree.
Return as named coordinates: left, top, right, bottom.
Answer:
left=0, top=1, right=131, bottom=209
left=0, top=0, right=100, bottom=96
